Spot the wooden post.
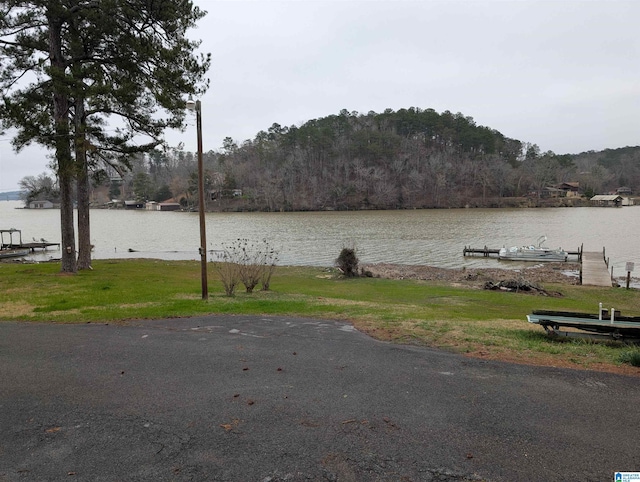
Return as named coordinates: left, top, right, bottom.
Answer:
left=579, top=265, right=582, bottom=285
left=625, top=262, right=635, bottom=290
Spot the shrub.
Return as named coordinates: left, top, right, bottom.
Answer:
left=212, top=254, right=240, bottom=296
left=214, top=239, right=279, bottom=294
left=336, top=247, right=359, bottom=277
left=260, top=250, right=278, bottom=291
left=618, top=349, right=640, bottom=367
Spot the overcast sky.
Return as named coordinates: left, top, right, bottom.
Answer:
left=1, top=0, right=639, bottom=192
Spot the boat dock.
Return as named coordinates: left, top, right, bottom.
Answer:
left=462, top=246, right=500, bottom=257
left=1, top=229, right=60, bottom=253
left=464, top=243, right=615, bottom=287
left=580, top=250, right=613, bottom=287
left=463, top=245, right=582, bottom=261
left=17, top=241, right=61, bottom=252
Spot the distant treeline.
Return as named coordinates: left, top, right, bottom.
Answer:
left=19, top=108, right=640, bottom=210
left=0, top=191, right=21, bottom=201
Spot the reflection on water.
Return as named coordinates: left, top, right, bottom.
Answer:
left=1, top=201, right=639, bottom=276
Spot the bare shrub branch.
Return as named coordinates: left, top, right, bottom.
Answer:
left=215, top=239, right=279, bottom=294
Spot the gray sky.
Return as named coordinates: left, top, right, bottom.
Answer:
left=1, top=0, right=639, bottom=192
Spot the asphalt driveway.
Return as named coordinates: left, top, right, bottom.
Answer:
left=1, top=316, right=638, bottom=481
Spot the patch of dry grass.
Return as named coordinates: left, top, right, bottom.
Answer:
left=0, top=301, right=34, bottom=317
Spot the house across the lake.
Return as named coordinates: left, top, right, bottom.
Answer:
left=557, top=182, right=580, bottom=197
left=616, top=186, right=633, bottom=196
left=28, top=200, right=58, bottom=209
left=540, top=182, right=581, bottom=199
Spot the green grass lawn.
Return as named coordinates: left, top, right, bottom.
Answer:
left=1, top=259, right=639, bottom=374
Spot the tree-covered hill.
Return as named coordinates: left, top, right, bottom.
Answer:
left=206, top=108, right=639, bottom=210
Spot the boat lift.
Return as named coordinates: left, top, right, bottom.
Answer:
left=0, top=228, right=23, bottom=249
left=527, top=303, right=640, bottom=342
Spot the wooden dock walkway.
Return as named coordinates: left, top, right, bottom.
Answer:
left=1, top=241, right=60, bottom=252
left=463, top=245, right=582, bottom=260
left=462, top=246, right=500, bottom=257
left=581, top=251, right=612, bottom=287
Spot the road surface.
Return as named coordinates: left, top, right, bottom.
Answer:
left=1, top=316, right=638, bottom=481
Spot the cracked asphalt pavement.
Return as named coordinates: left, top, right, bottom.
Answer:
left=1, top=316, right=639, bottom=481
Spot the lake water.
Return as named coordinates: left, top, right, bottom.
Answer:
left=1, top=200, right=639, bottom=278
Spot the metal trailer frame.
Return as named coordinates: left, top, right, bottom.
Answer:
left=527, top=303, right=640, bottom=343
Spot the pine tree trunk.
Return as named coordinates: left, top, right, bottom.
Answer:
left=75, top=100, right=92, bottom=270
left=59, top=173, right=77, bottom=273
left=77, top=156, right=92, bottom=270
left=49, top=14, right=77, bottom=274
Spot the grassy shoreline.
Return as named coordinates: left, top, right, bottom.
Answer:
left=1, top=259, right=639, bottom=376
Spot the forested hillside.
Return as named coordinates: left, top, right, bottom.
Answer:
left=202, top=108, right=640, bottom=210
left=18, top=108, right=640, bottom=210
left=219, top=108, right=523, bottom=210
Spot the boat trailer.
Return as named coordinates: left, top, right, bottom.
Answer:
left=527, top=303, right=640, bottom=343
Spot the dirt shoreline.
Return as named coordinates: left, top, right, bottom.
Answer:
left=362, top=261, right=582, bottom=287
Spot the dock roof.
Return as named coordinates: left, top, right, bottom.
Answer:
left=590, top=195, right=623, bottom=201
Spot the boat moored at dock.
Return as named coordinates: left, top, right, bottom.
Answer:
left=464, top=236, right=575, bottom=261
left=0, top=247, right=30, bottom=259
left=498, top=236, right=567, bottom=262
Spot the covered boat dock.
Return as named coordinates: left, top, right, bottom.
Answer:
left=1, top=228, right=60, bottom=253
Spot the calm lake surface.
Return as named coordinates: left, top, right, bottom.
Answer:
left=1, top=200, right=639, bottom=276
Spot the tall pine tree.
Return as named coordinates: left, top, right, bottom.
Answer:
left=0, top=1, right=210, bottom=272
